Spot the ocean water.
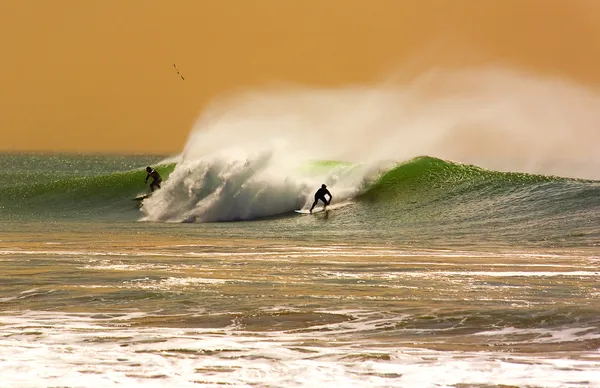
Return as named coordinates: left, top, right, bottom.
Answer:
left=3, top=69, right=600, bottom=387
left=2, top=151, right=600, bottom=388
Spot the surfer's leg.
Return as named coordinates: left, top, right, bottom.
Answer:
left=310, top=199, right=318, bottom=213
left=150, top=179, right=161, bottom=191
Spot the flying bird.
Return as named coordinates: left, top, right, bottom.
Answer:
left=173, top=64, right=185, bottom=81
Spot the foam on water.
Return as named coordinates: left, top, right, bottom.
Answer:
left=2, top=239, right=599, bottom=387
left=1, top=311, right=599, bottom=388
left=474, top=326, right=600, bottom=343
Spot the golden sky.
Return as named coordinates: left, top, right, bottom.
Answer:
left=1, top=0, right=600, bottom=154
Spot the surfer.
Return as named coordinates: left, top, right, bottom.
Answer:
left=145, top=166, right=162, bottom=192
left=310, top=184, right=332, bottom=213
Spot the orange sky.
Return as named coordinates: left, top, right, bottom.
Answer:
left=1, top=0, right=600, bottom=154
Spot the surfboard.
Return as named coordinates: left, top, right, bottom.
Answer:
left=295, top=208, right=326, bottom=214
left=295, top=201, right=355, bottom=214
left=132, top=194, right=150, bottom=201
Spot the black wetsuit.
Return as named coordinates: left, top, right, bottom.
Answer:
left=310, top=187, right=332, bottom=212
left=314, top=187, right=331, bottom=203
left=145, top=169, right=162, bottom=191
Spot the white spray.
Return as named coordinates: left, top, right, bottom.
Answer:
left=142, top=67, right=600, bottom=222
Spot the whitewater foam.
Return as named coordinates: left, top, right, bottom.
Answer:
left=141, top=149, right=379, bottom=222
left=2, top=311, right=599, bottom=388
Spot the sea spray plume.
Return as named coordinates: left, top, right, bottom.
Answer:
left=403, top=68, right=600, bottom=178
left=182, top=67, right=600, bottom=179
left=142, top=66, right=600, bottom=222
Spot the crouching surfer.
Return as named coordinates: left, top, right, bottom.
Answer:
left=145, top=166, right=162, bottom=192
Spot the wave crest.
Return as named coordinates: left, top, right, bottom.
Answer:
left=140, top=149, right=379, bottom=222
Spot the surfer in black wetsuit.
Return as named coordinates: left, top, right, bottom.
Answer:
left=145, top=166, right=162, bottom=192
left=310, top=184, right=332, bottom=213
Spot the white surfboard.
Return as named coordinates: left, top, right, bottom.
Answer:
left=294, top=201, right=354, bottom=214
left=295, top=208, right=326, bottom=215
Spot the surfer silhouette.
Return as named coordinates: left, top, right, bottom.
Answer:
left=145, top=166, right=162, bottom=192
left=310, top=184, right=332, bottom=213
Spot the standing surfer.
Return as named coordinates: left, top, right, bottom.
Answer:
left=310, top=184, right=332, bottom=213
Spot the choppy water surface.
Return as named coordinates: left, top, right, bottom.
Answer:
left=1, top=225, right=599, bottom=387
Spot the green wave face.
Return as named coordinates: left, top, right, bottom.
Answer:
left=297, top=160, right=358, bottom=175
left=354, top=156, right=600, bottom=243
left=0, top=158, right=176, bottom=220
left=362, top=156, right=558, bottom=201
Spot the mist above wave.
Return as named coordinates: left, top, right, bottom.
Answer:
left=143, top=67, right=600, bottom=222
